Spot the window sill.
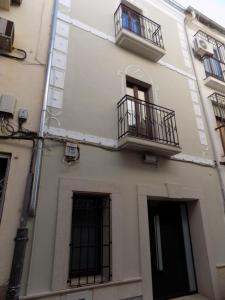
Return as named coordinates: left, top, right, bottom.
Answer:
left=20, top=277, right=142, bottom=299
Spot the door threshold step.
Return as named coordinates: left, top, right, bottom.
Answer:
left=170, top=295, right=210, bottom=300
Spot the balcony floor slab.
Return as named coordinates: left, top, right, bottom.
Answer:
left=115, top=29, right=166, bottom=62
left=118, top=135, right=182, bottom=157
left=204, top=76, right=225, bottom=94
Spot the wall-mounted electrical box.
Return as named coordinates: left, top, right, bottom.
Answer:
left=0, top=17, right=14, bottom=52
left=18, top=108, right=28, bottom=121
left=0, top=95, right=17, bottom=117
left=65, top=143, right=79, bottom=160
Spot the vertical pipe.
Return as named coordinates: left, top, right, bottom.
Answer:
left=29, top=0, right=59, bottom=215
left=6, top=1, right=59, bottom=299
left=6, top=229, right=29, bottom=300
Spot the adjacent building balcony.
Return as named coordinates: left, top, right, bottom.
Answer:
left=114, top=4, right=166, bottom=62
left=203, top=56, right=225, bottom=93
left=208, top=92, right=225, bottom=154
left=117, top=95, right=181, bottom=156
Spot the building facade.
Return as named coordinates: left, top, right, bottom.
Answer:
left=0, top=0, right=53, bottom=298
left=185, top=6, right=225, bottom=216
left=18, top=0, right=225, bottom=300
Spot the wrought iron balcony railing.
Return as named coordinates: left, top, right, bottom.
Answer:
left=209, top=93, right=225, bottom=122
left=203, top=56, right=225, bottom=82
left=208, top=93, right=225, bottom=153
left=117, top=95, right=180, bottom=147
left=114, top=4, right=164, bottom=49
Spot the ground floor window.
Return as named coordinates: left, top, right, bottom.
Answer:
left=68, top=193, right=111, bottom=287
left=0, top=154, right=10, bottom=222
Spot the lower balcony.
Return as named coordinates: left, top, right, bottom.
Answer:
left=117, top=95, right=181, bottom=157
left=203, top=56, right=225, bottom=93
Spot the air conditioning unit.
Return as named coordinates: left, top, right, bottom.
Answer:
left=0, top=0, right=10, bottom=10
left=194, top=37, right=214, bottom=57
left=0, top=17, right=14, bottom=52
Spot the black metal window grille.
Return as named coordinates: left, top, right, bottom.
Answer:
left=209, top=93, right=225, bottom=122
left=114, top=3, right=164, bottom=49
left=0, top=156, right=9, bottom=222
left=209, top=93, right=225, bottom=153
left=68, top=193, right=111, bottom=287
left=117, top=95, right=180, bottom=147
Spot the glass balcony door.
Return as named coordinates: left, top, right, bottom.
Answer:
left=204, top=49, right=224, bottom=81
left=126, top=82, right=153, bottom=138
left=122, top=6, right=141, bottom=35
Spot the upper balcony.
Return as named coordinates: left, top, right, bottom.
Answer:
left=193, top=31, right=225, bottom=93
left=117, top=95, right=181, bottom=157
left=203, top=56, right=225, bottom=94
left=114, top=4, right=166, bottom=62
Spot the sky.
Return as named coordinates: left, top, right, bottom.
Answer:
left=176, top=0, right=225, bottom=27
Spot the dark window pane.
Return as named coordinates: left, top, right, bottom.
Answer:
left=0, top=157, right=9, bottom=222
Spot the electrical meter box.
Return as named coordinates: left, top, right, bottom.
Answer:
left=65, top=143, right=79, bottom=158
left=0, top=17, right=14, bottom=52
left=0, top=95, right=17, bottom=117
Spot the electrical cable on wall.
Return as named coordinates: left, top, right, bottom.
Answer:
left=0, top=16, right=27, bottom=61
left=0, top=47, right=27, bottom=61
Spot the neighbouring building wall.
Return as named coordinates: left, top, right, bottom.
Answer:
left=0, top=0, right=53, bottom=297
left=21, top=1, right=225, bottom=300
left=185, top=11, right=225, bottom=298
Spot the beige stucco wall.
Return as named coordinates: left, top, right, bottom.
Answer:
left=0, top=0, right=53, bottom=296
left=186, top=16, right=225, bottom=160
left=23, top=143, right=225, bottom=300
left=21, top=1, right=225, bottom=300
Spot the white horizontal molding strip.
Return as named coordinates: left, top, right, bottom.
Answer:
left=171, top=153, right=215, bottom=167
left=57, top=13, right=196, bottom=81
left=145, top=0, right=184, bottom=21
left=57, top=12, right=115, bottom=43
left=46, top=126, right=118, bottom=148
left=45, top=126, right=215, bottom=167
left=20, top=278, right=142, bottom=300
left=158, top=60, right=196, bottom=80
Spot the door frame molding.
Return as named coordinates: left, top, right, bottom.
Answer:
left=137, top=182, right=216, bottom=300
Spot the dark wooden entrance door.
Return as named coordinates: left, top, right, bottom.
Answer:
left=148, top=201, right=197, bottom=300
